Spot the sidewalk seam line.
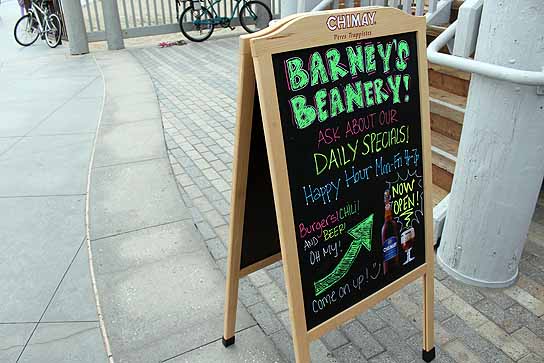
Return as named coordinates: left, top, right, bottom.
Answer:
left=0, top=320, right=99, bottom=325
left=15, top=236, right=87, bottom=362
left=0, top=193, right=86, bottom=199
left=92, top=155, right=167, bottom=170
left=23, top=131, right=97, bottom=137
left=160, top=324, right=258, bottom=362
left=0, top=132, right=96, bottom=138
left=100, top=116, right=163, bottom=127
left=90, top=218, right=190, bottom=242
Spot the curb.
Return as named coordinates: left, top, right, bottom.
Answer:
left=85, top=54, right=115, bottom=363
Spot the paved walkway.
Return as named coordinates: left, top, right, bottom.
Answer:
left=0, top=0, right=106, bottom=361
left=130, top=37, right=544, bottom=363
left=2, top=2, right=544, bottom=359
left=1, top=1, right=281, bottom=360
left=87, top=49, right=282, bottom=363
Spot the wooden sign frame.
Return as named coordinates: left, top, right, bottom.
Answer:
left=224, top=8, right=435, bottom=363
left=223, top=14, right=300, bottom=348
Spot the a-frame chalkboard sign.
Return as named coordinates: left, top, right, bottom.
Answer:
left=224, top=8, right=435, bottom=363
left=222, top=15, right=298, bottom=345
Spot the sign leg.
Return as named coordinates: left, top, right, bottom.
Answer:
left=223, top=44, right=253, bottom=346
left=293, top=332, right=311, bottom=363
left=223, top=256, right=240, bottom=347
left=422, top=271, right=435, bottom=362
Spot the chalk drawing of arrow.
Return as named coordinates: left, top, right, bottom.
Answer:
left=314, top=214, right=374, bottom=296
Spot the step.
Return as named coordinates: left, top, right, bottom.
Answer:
left=452, top=0, right=465, bottom=9
left=429, top=63, right=471, bottom=98
left=431, top=131, right=458, bottom=192
left=450, top=0, right=465, bottom=23
left=432, top=183, right=449, bottom=207
left=427, top=24, right=448, bottom=39
left=426, top=24, right=449, bottom=51
left=429, top=86, right=466, bottom=140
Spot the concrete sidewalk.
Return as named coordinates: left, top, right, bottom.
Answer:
left=87, top=49, right=283, bottom=362
left=0, top=0, right=106, bottom=361
left=1, top=1, right=282, bottom=359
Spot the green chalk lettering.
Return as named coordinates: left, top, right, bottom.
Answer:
left=364, top=44, right=376, bottom=73
left=286, top=57, right=309, bottom=91
left=315, top=89, right=329, bottom=122
left=373, top=78, right=388, bottom=104
left=403, top=74, right=410, bottom=102
left=345, top=81, right=364, bottom=113
left=329, top=87, right=345, bottom=117
left=395, top=40, right=410, bottom=71
left=326, top=48, right=348, bottom=81
left=377, top=42, right=393, bottom=73
left=290, top=95, right=316, bottom=129
left=310, top=52, right=329, bottom=86
left=387, top=75, right=402, bottom=104
left=363, top=80, right=375, bottom=107
left=346, top=45, right=364, bottom=76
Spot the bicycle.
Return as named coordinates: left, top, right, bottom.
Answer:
left=178, top=0, right=272, bottom=42
left=13, top=0, right=62, bottom=48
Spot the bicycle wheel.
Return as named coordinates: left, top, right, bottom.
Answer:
left=14, top=14, right=39, bottom=46
left=179, top=5, right=214, bottom=42
left=239, top=1, right=272, bottom=33
left=45, top=14, right=62, bottom=48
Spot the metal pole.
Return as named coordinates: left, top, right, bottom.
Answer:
left=61, top=0, right=89, bottom=55
left=437, top=0, right=544, bottom=288
left=102, top=0, right=125, bottom=50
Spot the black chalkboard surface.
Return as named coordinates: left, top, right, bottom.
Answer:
left=240, top=91, right=280, bottom=269
left=271, top=31, right=426, bottom=330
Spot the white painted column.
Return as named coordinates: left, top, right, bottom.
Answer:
left=102, top=0, right=125, bottom=50
left=298, top=0, right=324, bottom=12
left=437, top=0, right=544, bottom=287
left=281, top=0, right=299, bottom=17
left=61, top=0, right=89, bottom=55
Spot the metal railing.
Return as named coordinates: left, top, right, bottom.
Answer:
left=83, top=0, right=281, bottom=42
left=428, top=21, right=544, bottom=89
left=312, top=0, right=440, bottom=18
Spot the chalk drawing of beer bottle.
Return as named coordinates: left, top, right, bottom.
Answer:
left=381, top=189, right=400, bottom=274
